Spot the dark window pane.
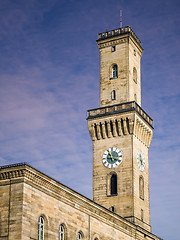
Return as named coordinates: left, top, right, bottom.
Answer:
left=111, top=174, right=117, bottom=195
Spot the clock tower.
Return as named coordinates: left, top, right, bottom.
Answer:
left=87, top=26, right=153, bottom=232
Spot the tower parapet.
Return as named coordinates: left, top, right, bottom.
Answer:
left=97, top=26, right=142, bottom=48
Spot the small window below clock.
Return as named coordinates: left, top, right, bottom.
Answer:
left=139, top=175, right=144, bottom=200
left=111, top=173, right=117, bottom=195
left=112, top=46, right=116, bottom=52
left=107, top=172, right=118, bottom=196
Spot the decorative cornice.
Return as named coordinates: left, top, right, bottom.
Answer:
left=98, top=38, right=127, bottom=49
left=87, top=112, right=153, bottom=147
left=87, top=101, right=153, bottom=128
left=0, top=162, right=27, bottom=169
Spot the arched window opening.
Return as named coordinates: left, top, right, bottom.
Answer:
left=111, top=64, right=118, bottom=78
left=77, top=232, right=82, bottom=240
left=59, top=224, right=65, bottom=240
left=111, top=174, right=117, bottom=195
left=139, top=176, right=144, bottom=200
left=111, top=90, right=116, bottom=100
left=133, top=67, right=137, bottom=83
left=38, top=216, right=44, bottom=240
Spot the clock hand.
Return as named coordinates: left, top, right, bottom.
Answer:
left=109, top=152, right=114, bottom=161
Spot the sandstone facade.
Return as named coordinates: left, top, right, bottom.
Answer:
left=0, top=163, right=161, bottom=240
left=87, top=26, right=153, bottom=231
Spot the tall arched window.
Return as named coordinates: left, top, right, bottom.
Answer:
left=139, top=176, right=144, bottom=199
left=59, top=224, right=65, bottom=240
left=133, top=67, right=137, bottom=83
left=38, top=216, right=44, bottom=240
left=111, top=174, right=117, bottom=195
left=77, top=232, right=82, bottom=240
left=111, top=64, right=118, bottom=78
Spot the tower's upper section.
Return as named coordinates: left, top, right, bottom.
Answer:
left=97, top=26, right=143, bottom=107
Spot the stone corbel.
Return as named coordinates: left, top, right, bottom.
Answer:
left=101, top=122, right=106, bottom=139
left=128, top=118, right=134, bottom=134
left=96, top=123, right=101, bottom=140
left=106, top=121, right=112, bottom=138
left=112, top=120, right=117, bottom=137
left=117, top=119, right=123, bottom=136
left=122, top=118, right=128, bottom=135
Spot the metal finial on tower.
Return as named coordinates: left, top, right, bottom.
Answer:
left=120, top=9, right=122, bottom=28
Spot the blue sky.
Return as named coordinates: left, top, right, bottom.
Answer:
left=0, top=0, right=180, bottom=239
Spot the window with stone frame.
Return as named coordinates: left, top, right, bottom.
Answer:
left=59, top=224, right=65, bottom=240
left=111, top=64, right=118, bottom=79
left=38, top=216, right=44, bottom=240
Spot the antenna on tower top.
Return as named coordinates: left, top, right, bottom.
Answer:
left=120, top=9, right=122, bottom=28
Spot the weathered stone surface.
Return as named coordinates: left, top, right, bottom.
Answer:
left=0, top=164, right=161, bottom=239
left=88, top=27, right=153, bottom=232
left=97, top=28, right=143, bottom=108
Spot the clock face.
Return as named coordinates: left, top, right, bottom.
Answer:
left=137, top=151, right=145, bottom=171
left=102, top=147, right=122, bottom=168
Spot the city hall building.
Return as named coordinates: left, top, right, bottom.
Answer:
left=0, top=26, right=162, bottom=240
